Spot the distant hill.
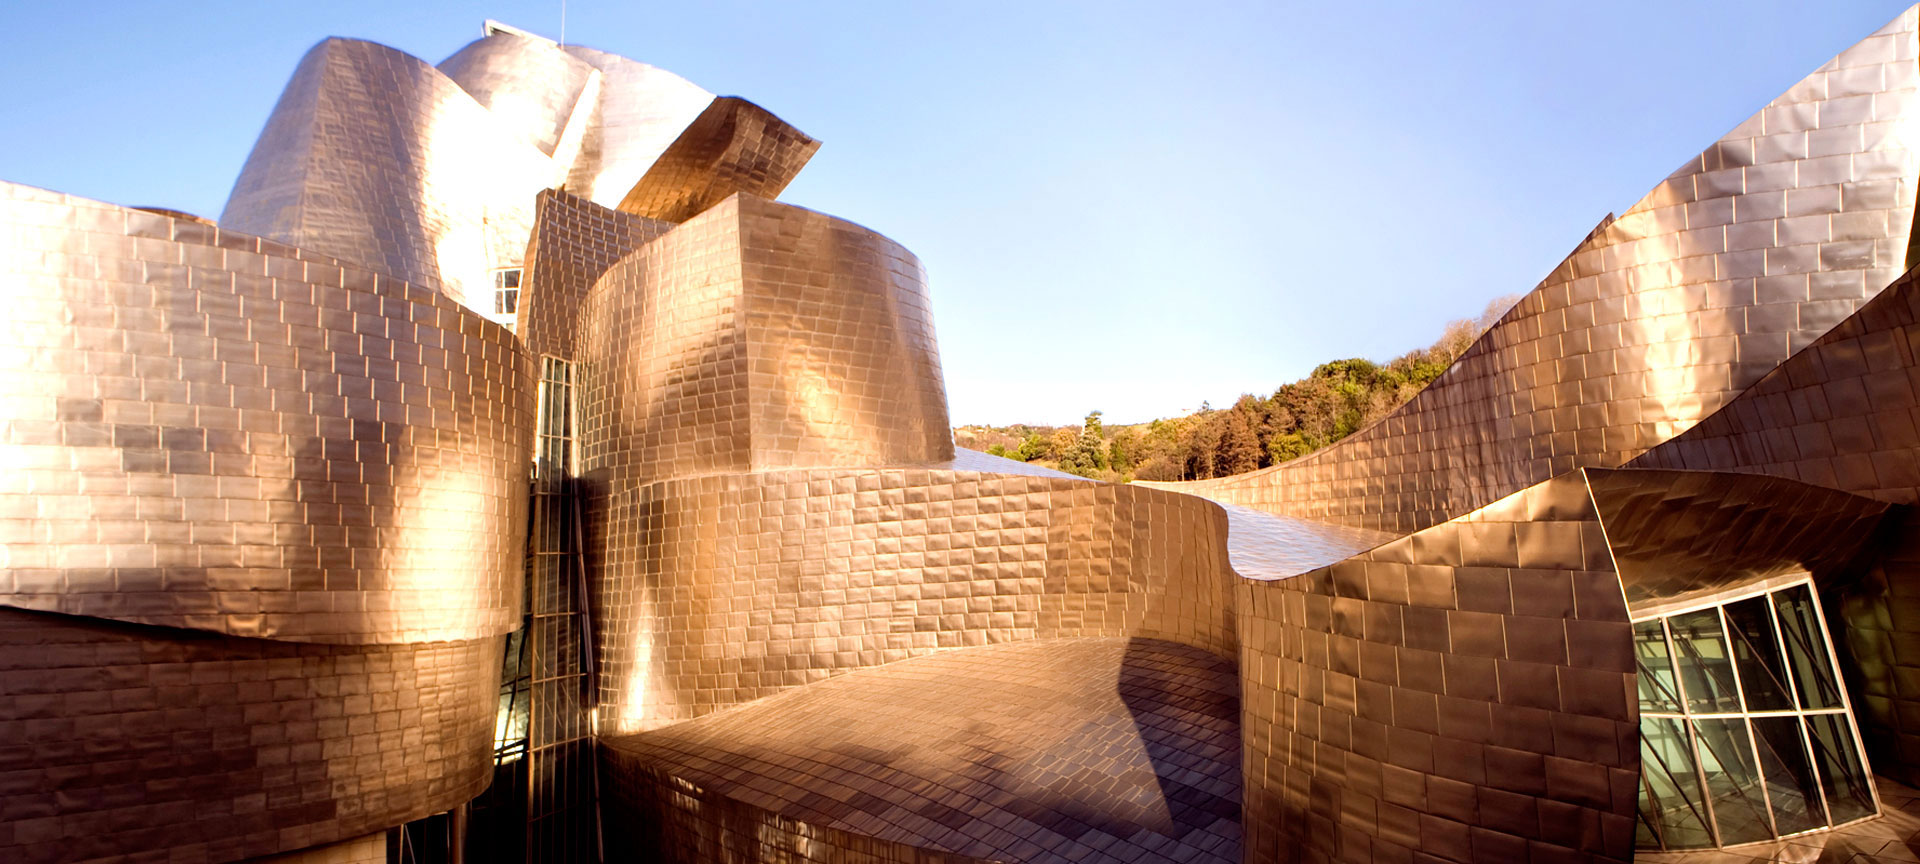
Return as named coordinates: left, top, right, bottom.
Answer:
left=953, top=295, right=1516, bottom=483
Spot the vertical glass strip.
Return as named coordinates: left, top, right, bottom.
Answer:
left=1671, top=609, right=1741, bottom=714
left=1635, top=619, right=1683, bottom=712
left=1774, top=586, right=1843, bottom=710
left=1692, top=718, right=1773, bottom=844
left=1637, top=716, right=1715, bottom=849
left=1724, top=595, right=1794, bottom=711
left=1806, top=714, right=1876, bottom=825
left=1750, top=716, right=1823, bottom=834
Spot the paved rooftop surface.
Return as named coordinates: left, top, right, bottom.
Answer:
left=604, top=637, right=1242, bottom=864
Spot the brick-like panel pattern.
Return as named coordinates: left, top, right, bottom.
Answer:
left=220, top=38, right=562, bottom=323
left=603, top=638, right=1241, bottom=864
left=1835, top=508, right=1920, bottom=787
left=1629, top=261, right=1920, bottom=507
left=736, top=194, right=952, bottom=470
left=240, top=832, right=385, bottom=864
left=617, top=97, right=821, bottom=223
left=0, top=608, right=498, bottom=864
left=575, top=198, right=750, bottom=481
left=574, top=195, right=952, bottom=487
left=1238, top=471, right=1638, bottom=864
left=0, top=182, right=531, bottom=644
left=585, top=467, right=1234, bottom=733
left=601, top=749, right=995, bottom=864
left=1146, top=8, right=1920, bottom=535
left=514, top=189, right=672, bottom=360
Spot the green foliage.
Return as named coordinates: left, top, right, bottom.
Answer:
left=949, top=294, right=1519, bottom=484
left=944, top=295, right=1512, bottom=485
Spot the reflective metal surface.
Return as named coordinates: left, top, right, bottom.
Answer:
left=1584, top=468, right=1891, bottom=615
left=10, top=9, right=1920, bottom=864
left=573, top=194, right=953, bottom=482
left=438, top=31, right=599, bottom=158
left=1238, top=470, right=1640, bottom=863
left=220, top=38, right=560, bottom=325
left=603, top=638, right=1240, bottom=863
left=0, top=182, right=531, bottom=645
left=1144, top=6, right=1920, bottom=536
left=0, top=607, right=498, bottom=863
left=515, top=189, right=672, bottom=360
left=615, top=97, right=820, bottom=223
left=557, top=44, right=717, bottom=208
left=583, top=465, right=1237, bottom=733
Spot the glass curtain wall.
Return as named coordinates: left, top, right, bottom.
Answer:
left=1634, top=580, right=1878, bottom=851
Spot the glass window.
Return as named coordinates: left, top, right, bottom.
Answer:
left=1692, top=718, right=1772, bottom=845
left=495, top=267, right=522, bottom=316
left=1774, top=586, right=1842, bottom=710
left=1724, top=596, right=1793, bottom=711
left=1670, top=609, right=1740, bottom=713
left=1806, top=713, right=1875, bottom=825
left=1638, top=716, right=1714, bottom=849
left=1635, top=619, right=1683, bottom=713
left=1750, top=716, right=1822, bottom=835
left=1634, top=580, right=1877, bottom=851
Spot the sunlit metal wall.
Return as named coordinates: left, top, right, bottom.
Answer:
left=1237, top=471, right=1639, bottom=863
left=1145, top=6, right=1920, bottom=535
left=0, top=182, right=525, bottom=861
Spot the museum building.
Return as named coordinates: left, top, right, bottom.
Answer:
left=4, top=10, right=1920, bottom=864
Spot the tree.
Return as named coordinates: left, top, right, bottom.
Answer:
left=1059, top=411, right=1108, bottom=477
left=1219, top=408, right=1261, bottom=475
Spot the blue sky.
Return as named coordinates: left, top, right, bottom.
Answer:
left=2, top=1, right=1912, bottom=424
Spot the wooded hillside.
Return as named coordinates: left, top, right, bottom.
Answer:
left=953, top=296, right=1516, bottom=483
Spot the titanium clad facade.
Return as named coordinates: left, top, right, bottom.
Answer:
left=583, top=467, right=1237, bottom=734
left=10, top=9, right=1920, bottom=864
left=602, top=639, right=1242, bottom=863
left=437, top=32, right=601, bottom=159
left=1143, top=6, right=1920, bottom=536
left=555, top=44, right=718, bottom=208
left=220, top=38, right=560, bottom=323
left=615, top=97, right=822, bottom=223
left=0, top=182, right=532, bottom=645
left=514, top=189, right=674, bottom=360
left=0, top=609, right=499, bottom=863
left=572, top=194, right=953, bottom=485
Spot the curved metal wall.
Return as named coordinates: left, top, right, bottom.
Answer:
left=220, top=38, right=563, bottom=320
left=514, top=188, right=674, bottom=360
left=1237, top=471, right=1639, bottom=863
left=437, top=32, right=600, bottom=158
left=574, top=194, right=953, bottom=487
left=0, top=182, right=531, bottom=645
left=585, top=467, right=1235, bottom=734
left=557, top=45, right=717, bottom=208
left=0, top=608, right=498, bottom=864
left=1628, top=262, right=1920, bottom=506
left=616, top=97, right=821, bottom=223
left=1145, top=7, right=1920, bottom=536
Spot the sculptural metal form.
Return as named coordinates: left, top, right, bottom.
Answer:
left=4, top=10, right=1920, bottom=864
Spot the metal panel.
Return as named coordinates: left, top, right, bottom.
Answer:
left=0, top=182, right=532, bottom=645
left=614, top=97, right=821, bottom=223
left=1144, top=6, right=1920, bottom=536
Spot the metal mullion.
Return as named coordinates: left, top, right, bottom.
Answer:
left=1662, top=618, right=1690, bottom=714
left=1804, top=580, right=1883, bottom=819
left=1683, top=717, right=1722, bottom=847
left=1718, top=605, right=1779, bottom=840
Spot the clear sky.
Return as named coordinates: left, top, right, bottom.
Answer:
left=2, top=1, right=1912, bottom=425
